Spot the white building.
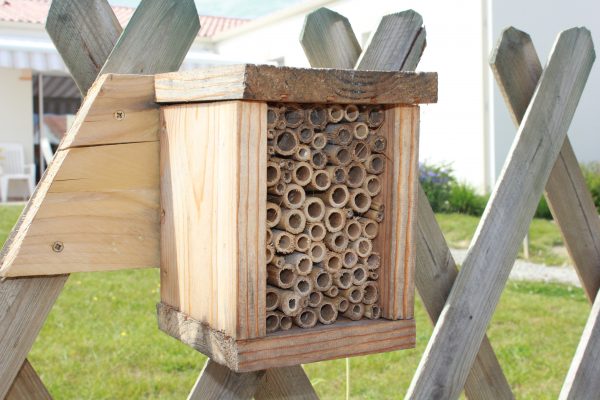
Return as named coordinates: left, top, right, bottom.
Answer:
left=0, top=0, right=598, bottom=196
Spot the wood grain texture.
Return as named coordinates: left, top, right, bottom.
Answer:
left=155, top=65, right=438, bottom=105
left=188, top=359, right=265, bottom=400
left=160, top=101, right=267, bottom=340
left=0, top=75, right=159, bottom=277
left=376, top=106, right=418, bottom=320
left=46, top=0, right=121, bottom=95
left=254, top=366, right=318, bottom=400
left=157, top=302, right=415, bottom=372
left=5, top=359, right=53, bottom=400
left=299, top=7, right=361, bottom=69
left=491, top=27, right=600, bottom=303
left=559, top=288, right=600, bottom=399
left=356, top=10, right=425, bottom=71
left=99, top=0, right=199, bottom=76
left=407, top=28, right=595, bottom=400
left=301, top=9, right=513, bottom=399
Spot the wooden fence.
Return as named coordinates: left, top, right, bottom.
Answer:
left=0, top=2, right=598, bottom=399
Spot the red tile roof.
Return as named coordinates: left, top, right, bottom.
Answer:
left=0, top=0, right=248, bottom=38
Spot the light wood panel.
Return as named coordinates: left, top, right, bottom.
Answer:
left=155, top=65, right=437, bottom=105
left=0, top=75, right=159, bottom=277
left=160, top=101, right=267, bottom=340
left=301, top=8, right=513, bottom=399
left=157, top=302, right=415, bottom=372
left=491, top=27, right=600, bottom=303
left=5, top=359, right=53, bottom=400
left=406, top=28, right=595, bottom=400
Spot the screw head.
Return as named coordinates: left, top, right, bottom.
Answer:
left=114, top=110, right=125, bottom=121
left=52, top=241, right=64, bottom=253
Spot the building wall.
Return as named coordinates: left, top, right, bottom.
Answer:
left=0, top=67, right=33, bottom=164
left=491, top=0, right=600, bottom=183
left=215, top=0, right=490, bottom=190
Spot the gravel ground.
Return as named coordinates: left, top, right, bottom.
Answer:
left=450, top=248, right=581, bottom=287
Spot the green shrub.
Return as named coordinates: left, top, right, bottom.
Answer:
left=582, top=162, right=600, bottom=213
left=535, top=196, right=553, bottom=220
left=419, top=162, right=455, bottom=213
left=448, top=182, right=488, bottom=216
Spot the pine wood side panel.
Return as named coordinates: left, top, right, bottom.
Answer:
left=160, top=101, right=266, bottom=340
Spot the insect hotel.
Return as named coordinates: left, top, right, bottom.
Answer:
left=155, top=64, right=437, bottom=371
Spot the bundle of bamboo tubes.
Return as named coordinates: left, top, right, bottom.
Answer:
left=266, top=103, right=386, bottom=332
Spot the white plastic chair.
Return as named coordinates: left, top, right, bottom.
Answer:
left=0, top=143, right=35, bottom=202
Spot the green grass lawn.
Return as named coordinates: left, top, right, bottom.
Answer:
left=0, top=206, right=589, bottom=399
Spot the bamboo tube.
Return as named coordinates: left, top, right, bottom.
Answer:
left=266, top=244, right=274, bottom=264
left=327, top=105, right=344, bottom=123
left=344, top=104, right=359, bottom=122
left=304, top=222, right=326, bottom=242
left=358, top=217, right=379, bottom=239
left=341, top=285, right=364, bottom=303
left=315, top=301, right=338, bottom=324
left=323, top=144, right=352, bottom=166
left=367, top=134, right=387, bottom=153
left=298, top=125, right=314, bottom=144
left=294, top=308, right=317, bottom=329
left=346, top=163, right=367, bottom=188
left=352, top=122, right=369, bottom=140
left=364, top=304, right=381, bottom=320
left=267, top=144, right=276, bottom=156
left=267, top=128, right=276, bottom=140
left=267, top=264, right=295, bottom=289
left=362, top=281, right=379, bottom=304
left=294, top=144, right=311, bottom=162
left=308, top=105, right=328, bottom=128
left=342, top=249, right=358, bottom=269
left=270, top=157, right=294, bottom=170
left=317, top=184, right=350, bottom=208
left=272, top=229, right=295, bottom=254
left=284, top=104, right=304, bottom=128
left=273, top=129, right=299, bottom=156
left=281, top=170, right=292, bottom=184
left=271, top=255, right=286, bottom=268
left=267, top=161, right=281, bottom=187
left=324, top=208, right=346, bottom=233
left=272, top=286, right=302, bottom=316
left=343, top=208, right=354, bottom=218
left=266, top=228, right=273, bottom=244
left=362, top=175, right=382, bottom=197
left=333, top=297, right=349, bottom=313
left=292, top=161, right=313, bottom=186
left=306, top=169, right=331, bottom=191
left=352, top=238, right=373, bottom=258
left=358, top=106, right=385, bottom=128
left=350, top=140, right=371, bottom=162
left=349, top=188, right=372, bottom=213
left=307, top=291, right=323, bottom=308
left=344, top=219, right=362, bottom=241
left=363, top=252, right=381, bottom=270
left=293, top=275, right=313, bottom=297
left=275, top=209, right=306, bottom=234
left=286, top=252, right=312, bottom=276
left=324, top=285, right=339, bottom=298
left=365, top=154, right=385, bottom=174
left=303, top=197, right=325, bottom=223
left=311, top=133, right=327, bottom=150
left=333, top=269, right=352, bottom=289
left=308, top=241, right=326, bottom=263
left=370, top=201, right=385, bottom=212
left=369, top=272, right=379, bottom=280
left=309, top=267, right=333, bottom=291
left=309, top=150, right=328, bottom=169
left=343, top=303, right=365, bottom=320
left=266, top=311, right=280, bottom=333
left=267, top=182, right=286, bottom=196
left=351, top=265, right=368, bottom=285
left=327, top=165, right=347, bottom=184
left=364, top=209, right=384, bottom=223
left=323, top=252, right=343, bottom=274
left=277, top=311, right=293, bottom=330
left=267, top=107, right=280, bottom=129
left=276, top=117, right=286, bottom=130
left=266, top=285, right=280, bottom=311
left=282, top=184, right=306, bottom=209
left=325, top=231, right=348, bottom=252
left=294, top=233, right=311, bottom=253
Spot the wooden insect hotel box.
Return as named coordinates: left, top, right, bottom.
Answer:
left=156, top=64, right=437, bottom=372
